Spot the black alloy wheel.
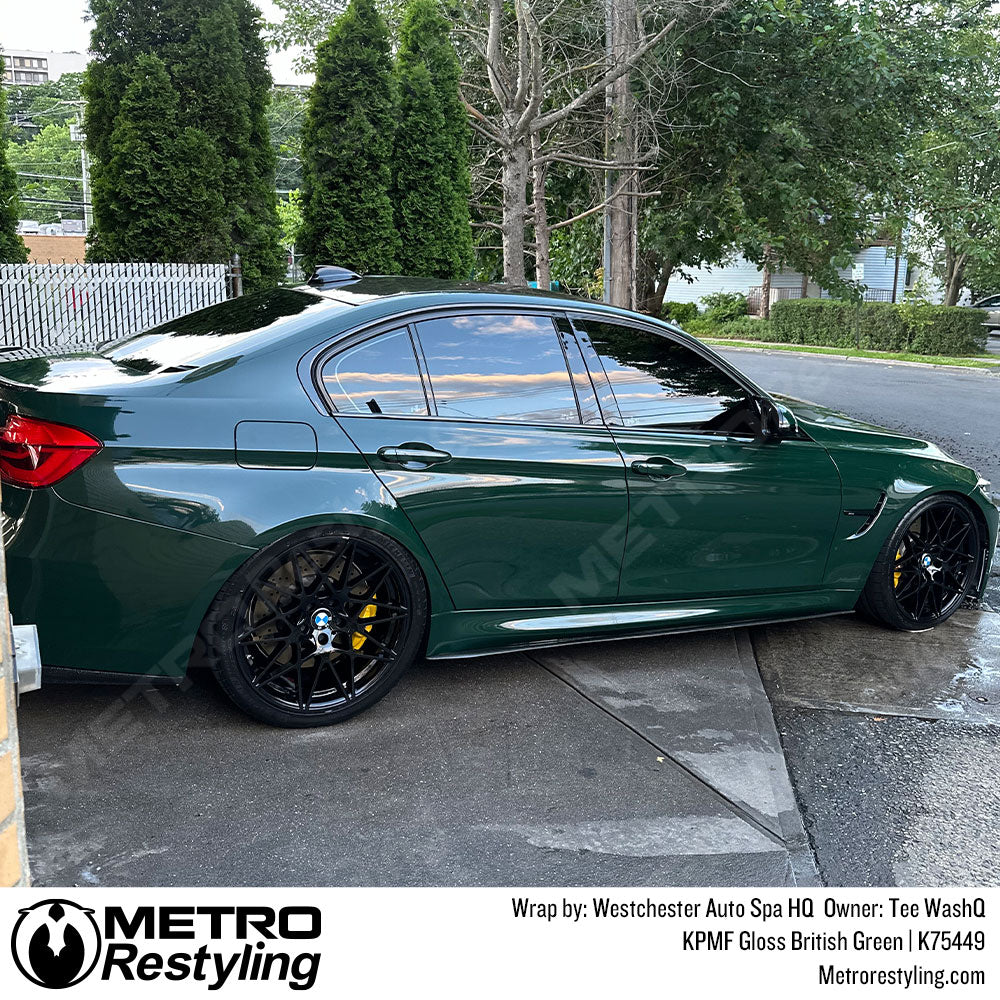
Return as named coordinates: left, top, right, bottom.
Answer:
left=858, top=496, right=982, bottom=631
left=202, top=527, right=427, bottom=726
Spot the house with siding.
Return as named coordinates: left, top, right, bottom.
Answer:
left=662, top=244, right=910, bottom=313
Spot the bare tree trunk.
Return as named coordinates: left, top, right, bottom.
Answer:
left=502, top=140, right=529, bottom=286
left=606, top=0, right=636, bottom=309
left=531, top=133, right=550, bottom=289
left=760, top=247, right=773, bottom=319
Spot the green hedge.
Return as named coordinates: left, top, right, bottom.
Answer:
left=661, top=300, right=699, bottom=325
left=769, top=299, right=987, bottom=356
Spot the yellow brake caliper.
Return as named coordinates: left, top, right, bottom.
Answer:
left=894, top=546, right=904, bottom=588
left=352, top=597, right=377, bottom=650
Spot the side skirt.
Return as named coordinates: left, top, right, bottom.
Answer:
left=426, top=590, right=857, bottom=659
left=42, top=666, right=185, bottom=687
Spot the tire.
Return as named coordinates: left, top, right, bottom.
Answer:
left=199, top=525, right=428, bottom=727
left=857, top=494, right=983, bottom=631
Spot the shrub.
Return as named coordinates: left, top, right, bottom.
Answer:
left=769, top=298, right=986, bottom=356
left=700, top=291, right=747, bottom=322
left=711, top=317, right=774, bottom=341
left=661, top=301, right=699, bottom=325
left=683, top=317, right=713, bottom=336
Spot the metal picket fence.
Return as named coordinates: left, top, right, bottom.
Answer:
left=0, top=260, right=233, bottom=353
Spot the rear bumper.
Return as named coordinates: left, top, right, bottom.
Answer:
left=4, top=486, right=255, bottom=678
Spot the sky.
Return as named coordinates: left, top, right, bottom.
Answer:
left=1, top=0, right=312, bottom=85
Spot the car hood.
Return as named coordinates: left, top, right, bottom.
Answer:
left=771, top=393, right=956, bottom=463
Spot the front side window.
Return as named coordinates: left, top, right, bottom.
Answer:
left=578, top=319, right=759, bottom=436
left=321, top=328, right=428, bottom=416
left=415, top=313, right=580, bottom=424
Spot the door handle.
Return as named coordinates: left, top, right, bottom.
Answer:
left=631, top=458, right=687, bottom=480
left=376, top=443, right=453, bottom=468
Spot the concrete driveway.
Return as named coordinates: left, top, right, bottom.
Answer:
left=17, top=629, right=815, bottom=887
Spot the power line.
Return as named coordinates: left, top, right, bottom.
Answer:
left=17, top=171, right=83, bottom=182
left=19, top=197, right=90, bottom=208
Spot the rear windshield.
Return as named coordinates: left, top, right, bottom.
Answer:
left=100, top=288, right=340, bottom=370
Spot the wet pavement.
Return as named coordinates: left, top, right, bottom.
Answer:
left=754, top=610, right=1000, bottom=724
left=753, top=605, right=1000, bottom=887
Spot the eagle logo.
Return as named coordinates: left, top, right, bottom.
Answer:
left=11, top=899, right=102, bottom=989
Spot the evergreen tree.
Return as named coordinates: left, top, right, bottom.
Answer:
left=83, top=0, right=284, bottom=286
left=233, top=0, right=287, bottom=287
left=299, top=0, right=400, bottom=274
left=0, top=59, right=28, bottom=264
left=394, top=0, right=473, bottom=278
left=88, top=55, right=229, bottom=262
left=392, top=61, right=455, bottom=277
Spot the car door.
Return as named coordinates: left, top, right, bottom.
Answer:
left=320, top=312, right=628, bottom=610
left=572, top=315, right=843, bottom=600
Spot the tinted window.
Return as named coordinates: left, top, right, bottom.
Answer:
left=321, top=328, right=428, bottom=416
left=101, top=289, right=340, bottom=369
left=416, top=314, right=580, bottom=424
left=579, top=319, right=759, bottom=436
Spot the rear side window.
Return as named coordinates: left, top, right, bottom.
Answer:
left=321, top=328, right=428, bottom=416
left=578, top=319, right=759, bottom=436
left=415, top=314, right=580, bottom=424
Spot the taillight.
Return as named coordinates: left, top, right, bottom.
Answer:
left=0, top=414, right=102, bottom=489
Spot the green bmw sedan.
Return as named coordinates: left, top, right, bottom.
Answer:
left=1, top=271, right=996, bottom=726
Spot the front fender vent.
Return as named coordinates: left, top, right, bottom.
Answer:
left=844, top=491, right=887, bottom=539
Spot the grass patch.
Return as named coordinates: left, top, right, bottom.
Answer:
left=702, top=338, right=1000, bottom=370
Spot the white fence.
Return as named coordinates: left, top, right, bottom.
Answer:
left=0, top=261, right=231, bottom=353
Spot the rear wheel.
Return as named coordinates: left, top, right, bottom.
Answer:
left=858, top=496, right=982, bottom=630
left=201, top=526, right=427, bottom=727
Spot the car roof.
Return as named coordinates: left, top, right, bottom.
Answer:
left=304, top=275, right=609, bottom=309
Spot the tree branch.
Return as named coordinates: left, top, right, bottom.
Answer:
left=531, top=17, right=679, bottom=134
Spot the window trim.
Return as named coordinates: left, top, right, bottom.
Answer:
left=309, top=306, right=591, bottom=430
left=316, top=323, right=431, bottom=418
left=566, top=312, right=766, bottom=441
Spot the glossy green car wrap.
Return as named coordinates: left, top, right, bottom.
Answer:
left=1, top=280, right=996, bottom=682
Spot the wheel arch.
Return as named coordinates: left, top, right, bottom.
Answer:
left=184, top=510, right=454, bottom=673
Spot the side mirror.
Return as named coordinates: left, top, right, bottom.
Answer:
left=757, top=397, right=786, bottom=441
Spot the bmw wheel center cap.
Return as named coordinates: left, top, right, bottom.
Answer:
left=313, top=610, right=331, bottom=629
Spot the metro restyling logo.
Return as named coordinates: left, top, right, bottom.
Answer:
left=11, top=901, right=321, bottom=991
left=12, top=899, right=102, bottom=988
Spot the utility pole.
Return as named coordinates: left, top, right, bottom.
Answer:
left=69, top=116, right=92, bottom=234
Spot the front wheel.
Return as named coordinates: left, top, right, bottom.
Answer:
left=201, top=526, right=428, bottom=727
left=857, top=495, right=983, bottom=631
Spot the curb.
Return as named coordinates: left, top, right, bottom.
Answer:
left=708, top=343, right=1000, bottom=375
left=735, top=630, right=822, bottom=888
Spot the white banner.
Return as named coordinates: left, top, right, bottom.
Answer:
left=1, top=887, right=994, bottom=997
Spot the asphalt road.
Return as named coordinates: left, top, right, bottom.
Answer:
left=719, top=348, right=1000, bottom=886
left=717, top=348, right=1000, bottom=485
